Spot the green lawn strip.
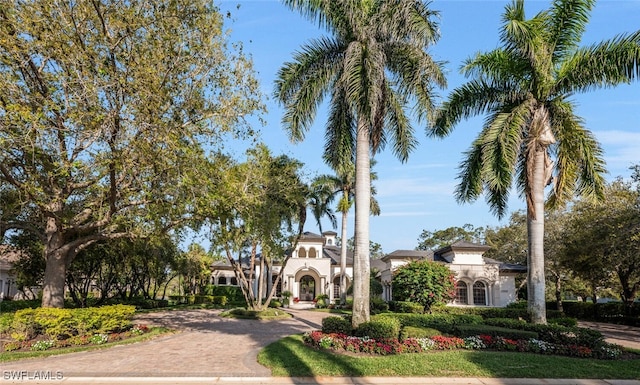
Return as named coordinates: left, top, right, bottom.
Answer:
left=258, top=334, right=640, bottom=379
left=0, top=327, right=172, bottom=363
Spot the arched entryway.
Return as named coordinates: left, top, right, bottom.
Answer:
left=299, top=275, right=316, bottom=301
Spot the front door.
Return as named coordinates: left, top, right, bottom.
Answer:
left=299, top=275, right=315, bottom=301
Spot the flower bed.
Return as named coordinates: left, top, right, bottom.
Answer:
left=302, top=331, right=623, bottom=359
left=2, top=324, right=151, bottom=352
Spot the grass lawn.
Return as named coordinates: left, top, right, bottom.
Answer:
left=258, top=334, right=640, bottom=379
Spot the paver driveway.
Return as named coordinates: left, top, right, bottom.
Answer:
left=1, top=308, right=330, bottom=378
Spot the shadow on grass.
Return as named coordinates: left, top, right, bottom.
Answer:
left=259, top=334, right=364, bottom=378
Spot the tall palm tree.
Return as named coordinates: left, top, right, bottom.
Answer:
left=275, top=0, right=445, bottom=327
left=430, top=0, right=640, bottom=324
left=315, top=160, right=380, bottom=305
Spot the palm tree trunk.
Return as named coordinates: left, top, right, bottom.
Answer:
left=352, top=119, right=371, bottom=328
left=339, top=206, right=348, bottom=305
left=527, top=146, right=548, bottom=324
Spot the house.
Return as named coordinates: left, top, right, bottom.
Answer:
left=210, top=232, right=525, bottom=307
left=379, top=241, right=526, bottom=307
left=0, top=245, right=21, bottom=300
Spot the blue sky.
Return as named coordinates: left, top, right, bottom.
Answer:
left=212, top=0, right=640, bottom=253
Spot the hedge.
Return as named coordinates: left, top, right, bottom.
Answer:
left=322, top=316, right=353, bottom=335
left=168, top=295, right=227, bottom=306
left=374, top=312, right=483, bottom=334
left=388, top=301, right=424, bottom=314
left=454, top=324, right=538, bottom=340
left=399, top=326, right=442, bottom=340
left=9, top=305, right=136, bottom=341
left=354, top=317, right=401, bottom=340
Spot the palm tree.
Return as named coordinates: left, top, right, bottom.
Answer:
left=315, top=161, right=381, bottom=305
left=307, top=176, right=338, bottom=233
left=275, top=0, right=445, bottom=327
left=430, top=0, right=640, bottom=324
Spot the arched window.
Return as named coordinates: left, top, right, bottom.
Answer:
left=455, top=281, right=468, bottom=305
left=218, top=276, right=227, bottom=285
left=473, top=282, right=487, bottom=306
left=327, top=239, right=333, bottom=245
left=230, top=277, right=238, bottom=286
left=298, top=248, right=307, bottom=258
left=308, top=248, right=317, bottom=258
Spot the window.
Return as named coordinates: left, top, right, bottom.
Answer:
left=333, top=276, right=341, bottom=299
left=230, top=277, right=238, bottom=286
left=218, top=277, right=227, bottom=285
left=327, top=239, right=333, bottom=245
left=298, top=248, right=307, bottom=258
left=308, top=248, right=317, bottom=258
left=455, top=281, right=468, bottom=304
left=473, top=282, right=487, bottom=305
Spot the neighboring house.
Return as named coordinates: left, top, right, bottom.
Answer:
left=0, top=245, right=21, bottom=300
left=379, top=241, right=526, bottom=307
left=210, top=233, right=525, bottom=307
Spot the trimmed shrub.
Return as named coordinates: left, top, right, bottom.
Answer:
left=388, top=301, right=423, bottom=314
left=376, top=312, right=483, bottom=334
left=370, top=297, right=389, bottom=314
left=548, top=317, right=578, bottom=327
left=0, top=300, right=40, bottom=313
left=269, top=299, right=282, bottom=308
left=454, top=324, right=538, bottom=340
left=399, top=326, right=441, bottom=340
left=354, top=317, right=401, bottom=340
left=34, top=308, right=76, bottom=339
left=322, top=316, right=353, bottom=335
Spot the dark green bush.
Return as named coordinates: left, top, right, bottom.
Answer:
left=269, top=299, right=282, bottom=308
left=548, top=317, right=578, bottom=327
left=354, top=317, right=401, bottom=340
left=370, top=297, right=389, bottom=314
left=388, top=301, right=423, bottom=313
left=399, top=326, right=441, bottom=340
left=454, top=324, right=538, bottom=340
left=483, top=318, right=528, bottom=329
left=208, top=286, right=244, bottom=302
left=0, top=299, right=40, bottom=312
left=431, top=304, right=564, bottom=321
left=321, top=316, right=353, bottom=335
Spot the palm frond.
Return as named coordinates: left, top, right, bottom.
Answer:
left=462, top=49, right=530, bottom=85
left=456, top=139, right=485, bottom=203
left=323, top=86, right=356, bottom=172
left=386, top=42, right=446, bottom=124
left=547, top=100, right=606, bottom=208
left=383, top=82, right=417, bottom=163
left=557, top=31, right=640, bottom=93
left=549, top=0, right=595, bottom=61
left=274, top=37, right=344, bottom=142
left=430, top=79, right=519, bottom=138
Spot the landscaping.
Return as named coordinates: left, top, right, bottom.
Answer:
left=303, top=313, right=628, bottom=360
left=0, top=304, right=159, bottom=356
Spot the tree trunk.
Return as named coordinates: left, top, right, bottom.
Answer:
left=352, top=119, right=371, bottom=328
left=339, top=207, right=348, bottom=306
left=527, top=145, right=547, bottom=324
left=554, top=273, right=563, bottom=313
left=41, top=209, right=69, bottom=308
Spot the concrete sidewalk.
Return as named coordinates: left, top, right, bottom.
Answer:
left=1, top=309, right=638, bottom=384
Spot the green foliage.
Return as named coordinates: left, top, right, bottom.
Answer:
left=399, top=326, right=442, bottom=340
left=375, top=313, right=483, bottom=335
left=388, top=301, right=424, bottom=314
left=220, top=307, right=291, bottom=320
left=417, top=224, right=484, bottom=251
left=0, top=300, right=40, bottom=313
left=314, top=294, right=329, bottom=309
left=9, top=305, right=136, bottom=341
left=207, top=286, right=244, bottom=303
left=454, top=324, right=538, bottom=340
left=392, top=260, right=456, bottom=311
left=547, top=317, right=578, bottom=328
left=0, top=0, right=262, bottom=308
left=269, top=300, right=282, bottom=308
left=354, top=318, right=401, bottom=340
left=431, top=304, right=565, bottom=321
left=369, top=297, right=389, bottom=314
left=321, top=316, right=353, bottom=335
